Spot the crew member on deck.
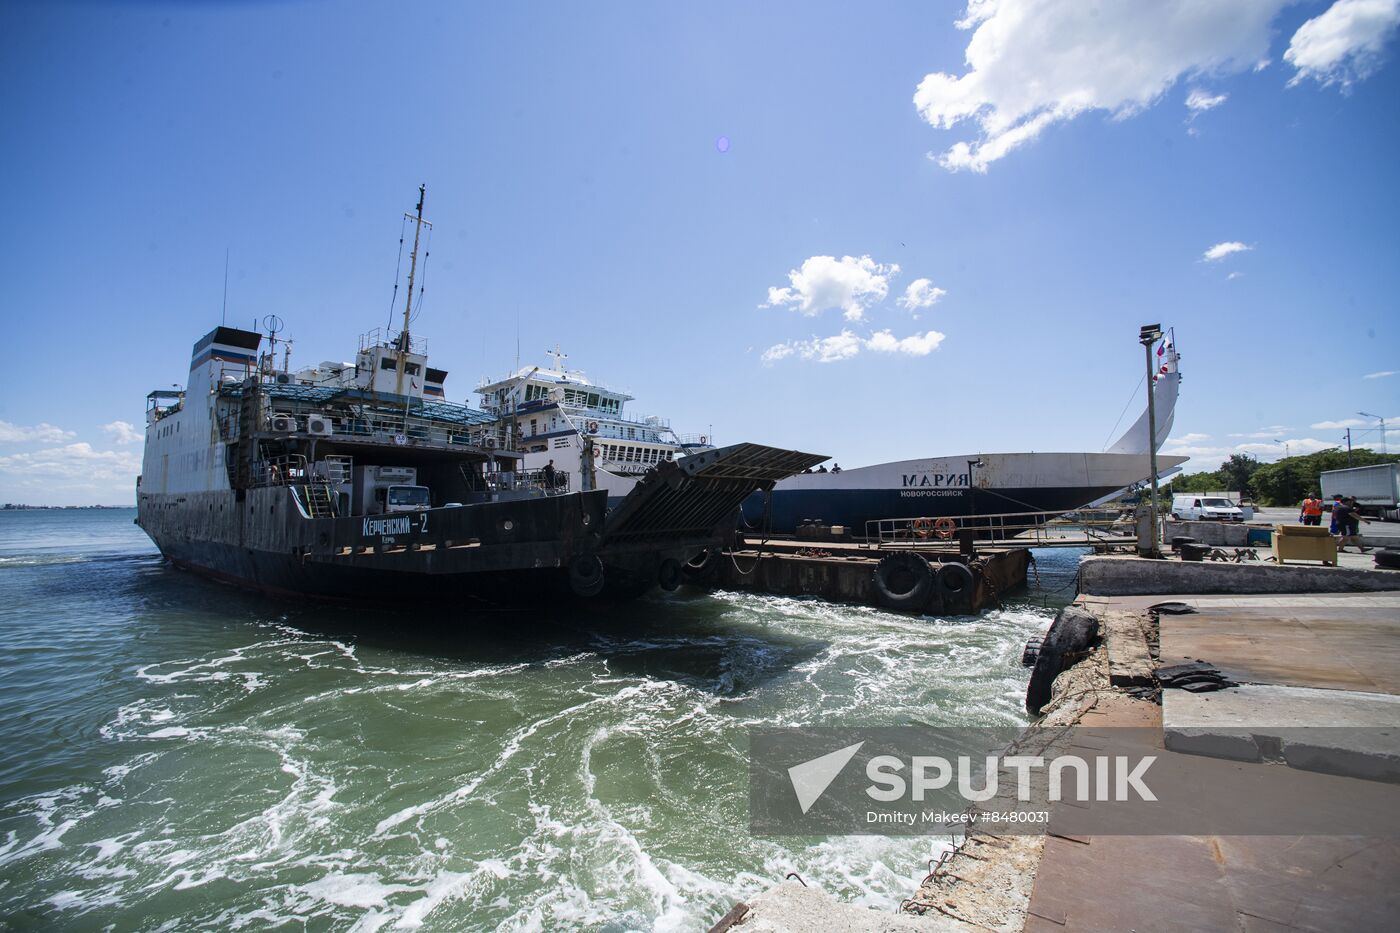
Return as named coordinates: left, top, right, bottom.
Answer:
left=544, top=459, right=557, bottom=489
left=1299, top=493, right=1323, bottom=526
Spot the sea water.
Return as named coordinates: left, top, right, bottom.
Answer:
left=0, top=509, right=1077, bottom=931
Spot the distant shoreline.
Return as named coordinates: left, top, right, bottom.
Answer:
left=1, top=505, right=133, bottom=511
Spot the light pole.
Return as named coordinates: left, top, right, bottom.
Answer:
left=1359, top=411, right=1388, bottom=455
left=1274, top=439, right=1291, bottom=459
left=966, top=458, right=985, bottom=520
left=1139, top=324, right=1163, bottom=558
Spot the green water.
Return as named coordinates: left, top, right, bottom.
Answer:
left=0, top=509, right=1073, bottom=931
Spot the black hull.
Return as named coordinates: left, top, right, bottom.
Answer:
left=744, top=485, right=1125, bottom=535
left=137, top=487, right=635, bottom=607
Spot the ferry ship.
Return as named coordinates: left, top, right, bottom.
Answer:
left=749, top=341, right=1189, bottom=533
left=134, top=189, right=819, bottom=604
left=479, top=339, right=1188, bottom=537
left=477, top=351, right=714, bottom=504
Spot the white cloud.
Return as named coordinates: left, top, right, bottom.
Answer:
left=0, top=421, right=75, bottom=444
left=1311, top=413, right=1398, bottom=430
left=865, top=329, right=947, bottom=356
left=912, top=0, right=1291, bottom=172
left=762, top=328, right=948, bottom=364
left=1161, top=436, right=1337, bottom=472
left=1363, top=370, right=1397, bottom=379
left=1285, top=0, right=1400, bottom=87
left=1185, top=88, right=1229, bottom=112
left=1203, top=241, right=1252, bottom=261
left=1227, top=271, right=1245, bottom=280
left=762, top=255, right=899, bottom=322
left=101, top=420, right=142, bottom=445
left=896, top=278, right=947, bottom=311
left=1171, top=432, right=1212, bottom=444
left=0, top=442, right=142, bottom=504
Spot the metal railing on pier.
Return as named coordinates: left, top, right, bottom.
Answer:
left=864, top=509, right=1138, bottom=549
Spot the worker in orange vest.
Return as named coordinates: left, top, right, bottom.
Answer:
left=1299, top=493, right=1324, bottom=526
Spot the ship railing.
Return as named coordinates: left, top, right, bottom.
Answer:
left=252, top=454, right=312, bottom=487
left=358, top=328, right=427, bottom=355
left=479, top=469, right=571, bottom=496
left=864, top=509, right=1136, bottom=548
left=263, top=404, right=504, bottom=450
left=674, top=433, right=714, bottom=447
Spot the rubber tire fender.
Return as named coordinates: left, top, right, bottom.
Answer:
left=1026, top=605, right=1099, bottom=714
left=657, top=558, right=683, bottom=592
left=1375, top=548, right=1400, bottom=571
left=568, top=553, right=606, bottom=598
left=936, top=562, right=975, bottom=600
left=872, top=552, right=934, bottom=611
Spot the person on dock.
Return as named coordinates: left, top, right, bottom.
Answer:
left=1299, top=493, right=1324, bottom=526
left=1328, top=494, right=1344, bottom=534
left=1335, top=496, right=1367, bottom=553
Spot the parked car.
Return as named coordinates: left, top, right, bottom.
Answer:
left=1171, top=494, right=1245, bottom=522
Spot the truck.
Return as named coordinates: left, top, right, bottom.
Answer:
left=1170, top=493, right=1245, bottom=522
left=353, top=465, right=432, bottom=514
left=1320, top=463, right=1400, bottom=522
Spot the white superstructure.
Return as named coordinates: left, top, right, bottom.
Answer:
left=476, top=348, right=714, bottom=500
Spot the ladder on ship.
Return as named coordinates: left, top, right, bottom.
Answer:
left=302, top=484, right=336, bottom=518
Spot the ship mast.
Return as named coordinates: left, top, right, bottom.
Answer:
left=395, top=184, right=431, bottom=397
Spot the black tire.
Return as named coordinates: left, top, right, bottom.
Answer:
left=1375, top=548, right=1400, bottom=571
left=1021, top=637, right=1042, bottom=668
left=568, top=553, right=605, bottom=597
left=872, top=553, right=934, bottom=611
left=657, top=558, right=683, bottom=592
left=1026, top=606, right=1099, bottom=714
left=936, top=562, right=975, bottom=599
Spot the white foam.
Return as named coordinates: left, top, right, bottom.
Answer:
left=301, top=872, right=412, bottom=909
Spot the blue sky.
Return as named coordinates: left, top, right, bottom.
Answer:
left=1, top=0, right=1397, bottom=505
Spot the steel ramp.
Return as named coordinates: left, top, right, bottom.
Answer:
left=599, top=443, right=826, bottom=547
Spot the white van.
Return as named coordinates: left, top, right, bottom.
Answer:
left=1171, top=494, right=1245, bottom=522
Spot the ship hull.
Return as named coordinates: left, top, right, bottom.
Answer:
left=137, top=486, right=612, bottom=607
left=743, top=452, right=1190, bottom=535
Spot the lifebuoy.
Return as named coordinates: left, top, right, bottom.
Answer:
left=587, top=421, right=599, bottom=433
left=699, top=436, right=707, bottom=445
left=912, top=517, right=934, bottom=539
left=933, top=517, right=957, bottom=540
left=872, top=553, right=934, bottom=611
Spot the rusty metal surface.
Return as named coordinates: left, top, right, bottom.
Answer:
left=600, top=443, right=823, bottom=546
left=1159, top=604, right=1400, bottom=695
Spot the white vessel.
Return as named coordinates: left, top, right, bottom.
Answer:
left=477, top=349, right=715, bottom=503
left=476, top=335, right=1189, bottom=536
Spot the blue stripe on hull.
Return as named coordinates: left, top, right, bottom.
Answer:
left=742, top=486, right=1124, bottom=534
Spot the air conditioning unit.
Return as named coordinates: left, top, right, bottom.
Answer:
left=483, top=435, right=499, bottom=449
left=275, top=372, right=293, bottom=385
left=307, top=413, right=334, bottom=436
left=270, top=414, right=297, bottom=433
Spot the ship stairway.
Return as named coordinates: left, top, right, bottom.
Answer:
left=302, top=484, right=337, bottom=518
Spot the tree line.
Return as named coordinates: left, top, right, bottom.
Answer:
left=1162, top=448, right=1400, bottom=507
